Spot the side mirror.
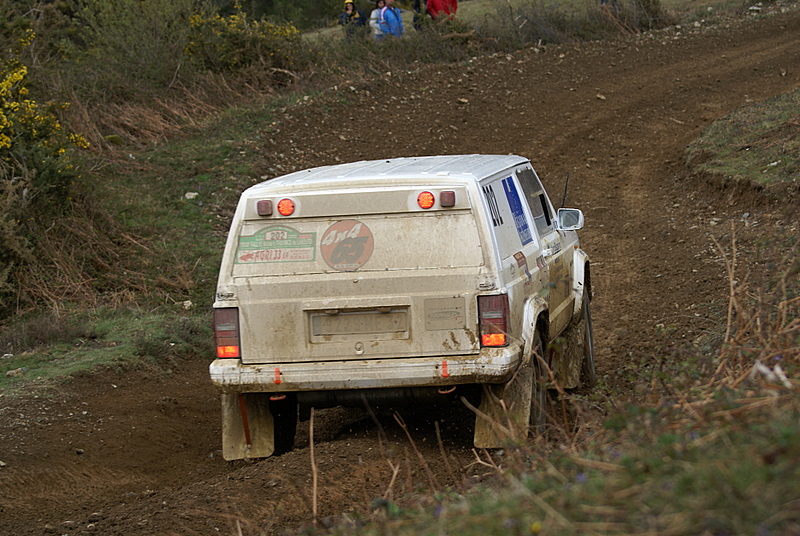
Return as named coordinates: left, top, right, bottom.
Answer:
left=557, top=208, right=584, bottom=231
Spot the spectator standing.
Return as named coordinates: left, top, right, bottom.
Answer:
left=412, top=0, right=427, bottom=30
left=370, top=0, right=386, bottom=40
left=339, top=0, right=367, bottom=38
left=379, top=0, right=404, bottom=37
left=426, top=0, right=457, bottom=20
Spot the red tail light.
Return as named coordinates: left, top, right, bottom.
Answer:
left=214, top=307, right=241, bottom=358
left=256, top=199, right=273, bottom=216
left=440, top=190, right=456, bottom=207
left=478, top=295, right=509, bottom=347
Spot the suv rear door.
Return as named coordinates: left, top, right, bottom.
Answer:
left=228, top=185, right=488, bottom=365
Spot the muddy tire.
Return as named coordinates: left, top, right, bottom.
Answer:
left=269, top=394, right=298, bottom=455
left=530, top=329, right=547, bottom=435
left=579, top=297, right=597, bottom=388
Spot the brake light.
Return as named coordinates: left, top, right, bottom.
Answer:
left=417, top=191, right=435, bottom=209
left=277, top=198, right=295, bottom=216
left=256, top=200, right=273, bottom=216
left=440, top=190, right=456, bottom=207
left=478, top=295, right=509, bottom=347
left=214, top=307, right=240, bottom=358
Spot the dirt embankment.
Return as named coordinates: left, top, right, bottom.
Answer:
left=1, top=6, right=799, bottom=535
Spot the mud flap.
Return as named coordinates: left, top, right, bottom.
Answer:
left=473, top=365, right=533, bottom=448
left=221, top=393, right=275, bottom=461
left=552, top=312, right=587, bottom=389
left=551, top=332, right=582, bottom=389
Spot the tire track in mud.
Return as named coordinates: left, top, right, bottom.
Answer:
left=0, top=467, right=143, bottom=506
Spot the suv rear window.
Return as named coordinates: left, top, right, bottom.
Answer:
left=231, top=211, right=484, bottom=277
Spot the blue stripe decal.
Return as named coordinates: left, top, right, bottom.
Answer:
left=502, top=177, right=533, bottom=246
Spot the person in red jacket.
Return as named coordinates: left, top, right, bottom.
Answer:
left=426, top=0, right=457, bottom=20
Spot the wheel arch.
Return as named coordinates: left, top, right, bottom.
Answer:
left=571, top=248, right=591, bottom=317
left=521, top=296, right=549, bottom=364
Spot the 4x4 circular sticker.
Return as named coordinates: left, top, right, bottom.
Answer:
left=320, top=219, right=374, bottom=271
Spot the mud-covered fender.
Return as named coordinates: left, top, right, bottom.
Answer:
left=473, top=295, right=547, bottom=449
left=571, top=248, right=591, bottom=318
left=521, top=295, right=548, bottom=363
left=474, top=295, right=547, bottom=449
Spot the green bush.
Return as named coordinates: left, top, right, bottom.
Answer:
left=0, top=309, right=96, bottom=353
left=0, top=31, right=89, bottom=317
left=185, top=6, right=302, bottom=73
left=70, top=0, right=213, bottom=92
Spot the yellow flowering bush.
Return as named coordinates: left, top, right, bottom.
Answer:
left=0, top=56, right=88, bottom=198
left=185, top=3, right=301, bottom=73
left=1, top=30, right=89, bottom=312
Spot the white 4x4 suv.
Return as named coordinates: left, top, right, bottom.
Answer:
left=211, top=155, right=594, bottom=460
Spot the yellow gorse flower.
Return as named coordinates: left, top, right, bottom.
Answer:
left=184, top=5, right=299, bottom=72
left=1, top=31, right=90, bottom=160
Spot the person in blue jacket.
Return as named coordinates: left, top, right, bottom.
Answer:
left=379, top=0, right=404, bottom=37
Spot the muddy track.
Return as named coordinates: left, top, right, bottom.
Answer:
left=1, top=7, right=799, bottom=535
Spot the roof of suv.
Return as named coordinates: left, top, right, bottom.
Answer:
left=248, top=155, right=529, bottom=194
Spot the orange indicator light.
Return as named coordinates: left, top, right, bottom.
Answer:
left=217, top=345, right=240, bottom=358
left=481, top=333, right=507, bottom=347
left=417, top=191, right=435, bottom=209
left=277, top=198, right=295, bottom=216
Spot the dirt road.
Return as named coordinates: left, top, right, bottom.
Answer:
left=1, top=6, right=798, bottom=535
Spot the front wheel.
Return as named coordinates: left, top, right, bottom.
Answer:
left=579, top=297, right=596, bottom=388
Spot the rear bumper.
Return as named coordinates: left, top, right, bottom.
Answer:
left=209, top=342, right=523, bottom=393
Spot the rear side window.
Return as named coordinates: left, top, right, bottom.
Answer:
left=481, top=175, right=536, bottom=260
left=516, top=167, right=555, bottom=236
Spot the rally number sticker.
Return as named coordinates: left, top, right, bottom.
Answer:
left=236, top=225, right=315, bottom=264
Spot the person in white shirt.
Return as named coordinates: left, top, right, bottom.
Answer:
left=369, top=0, right=386, bottom=40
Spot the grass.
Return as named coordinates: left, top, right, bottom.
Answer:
left=686, top=88, right=800, bottom=198
left=312, top=0, right=751, bottom=45
left=0, top=307, right=213, bottom=395
left=313, top=226, right=798, bottom=534
left=346, top=390, right=800, bottom=535
left=0, top=103, right=279, bottom=394
left=81, top=102, right=287, bottom=307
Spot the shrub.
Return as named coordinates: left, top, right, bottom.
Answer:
left=0, top=30, right=89, bottom=317
left=601, top=0, right=672, bottom=32
left=185, top=2, right=302, bottom=74
left=70, top=0, right=212, bottom=92
left=472, top=0, right=672, bottom=51
left=0, top=309, right=96, bottom=353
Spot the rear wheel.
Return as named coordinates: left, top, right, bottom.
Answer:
left=530, top=329, right=547, bottom=435
left=579, top=297, right=596, bottom=388
left=269, top=394, right=298, bottom=454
